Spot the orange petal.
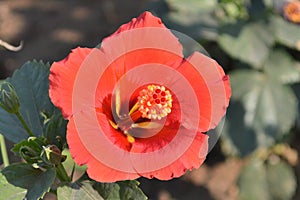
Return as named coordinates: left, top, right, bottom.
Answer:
left=98, top=12, right=183, bottom=93
left=49, top=47, right=92, bottom=118
left=67, top=106, right=208, bottom=181
left=67, top=114, right=139, bottom=182
left=133, top=132, right=208, bottom=180
left=95, top=48, right=183, bottom=111
left=177, top=52, right=231, bottom=132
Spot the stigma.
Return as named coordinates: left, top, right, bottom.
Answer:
left=138, top=84, right=172, bottom=120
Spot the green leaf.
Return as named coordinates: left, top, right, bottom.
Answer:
left=57, top=181, right=104, bottom=200
left=218, top=0, right=249, bottom=22
left=1, top=163, right=56, bottom=200
left=264, top=49, right=300, bottom=84
left=166, top=0, right=217, bottom=14
left=1, top=163, right=43, bottom=188
left=230, top=70, right=262, bottom=100
left=25, top=168, right=56, bottom=200
left=94, top=180, right=148, bottom=200
left=93, top=182, right=119, bottom=200
left=164, top=0, right=219, bottom=40
left=0, top=60, right=65, bottom=143
left=44, top=110, right=67, bottom=149
left=0, top=61, right=50, bottom=142
left=292, top=83, right=300, bottom=124
left=118, top=180, right=148, bottom=200
left=238, top=159, right=297, bottom=200
left=246, top=80, right=296, bottom=139
left=166, top=14, right=218, bottom=41
left=238, top=159, right=271, bottom=200
left=218, top=20, right=274, bottom=67
left=11, top=137, right=47, bottom=164
left=247, top=0, right=266, bottom=18
left=272, top=16, right=300, bottom=51
left=0, top=173, right=26, bottom=200
left=62, top=149, right=86, bottom=177
left=266, top=160, right=297, bottom=200
left=224, top=70, right=297, bottom=155
left=234, top=70, right=297, bottom=137
left=263, top=0, right=274, bottom=8
left=221, top=101, right=258, bottom=156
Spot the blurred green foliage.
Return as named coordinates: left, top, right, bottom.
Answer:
left=150, top=0, right=300, bottom=199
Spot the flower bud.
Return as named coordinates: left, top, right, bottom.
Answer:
left=0, top=82, right=20, bottom=114
left=20, top=145, right=41, bottom=164
left=41, top=145, right=66, bottom=166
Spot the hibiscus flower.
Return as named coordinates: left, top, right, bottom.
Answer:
left=284, top=1, right=300, bottom=23
left=49, top=11, right=231, bottom=182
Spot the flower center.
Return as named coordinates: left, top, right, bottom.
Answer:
left=137, top=84, right=172, bottom=120
left=108, top=84, right=173, bottom=144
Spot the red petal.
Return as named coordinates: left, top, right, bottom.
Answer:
left=99, top=12, right=183, bottom=86
left=95, top=48, right=183, bottom=110
left=129, top=123, right=179, bottom=153
left=96, top=112, right=132, bottom=152
left=67, top=114, right=139, bottom=182
left=67, top=106, right=208, bottom=181
left=133, top=132, right=208, bottom=180
left=177, top=52, right=231, bottom=132
left=49, top=47, right=92, bottom=118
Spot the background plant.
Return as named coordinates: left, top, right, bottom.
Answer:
left=148, top=0, right=300, bottom=199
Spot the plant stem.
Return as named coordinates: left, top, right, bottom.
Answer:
left=70, top=163, right=76, bottom=182
left=56, top=163, right=71, bottom=182
left=15, top=111, right=34, bottom=137
left=0, top=134, right=9, bottom=167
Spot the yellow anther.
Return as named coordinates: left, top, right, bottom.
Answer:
left=109, top=120, right=118, bottom=129
left=125, top=131, right=135, bottom=143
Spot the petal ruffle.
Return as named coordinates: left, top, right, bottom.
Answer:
left=105, top=11, right=166, bottom=37
left=68, top=109, right=208, bottom=181
left=67, top=114, right=139, bottom=182
left=101, top=11, right=182, bottom=55
left=177, top=52, right=231, bottom=132
left=49, top=47, right=92, bottom=118
left=138, top=132, right=208, bottom=180
left=99, top=12, right=183, bottom=82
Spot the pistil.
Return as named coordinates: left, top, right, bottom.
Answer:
left=109, top=84, right=173, bottom=143
left=137, top=85, right=172, bottom=120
